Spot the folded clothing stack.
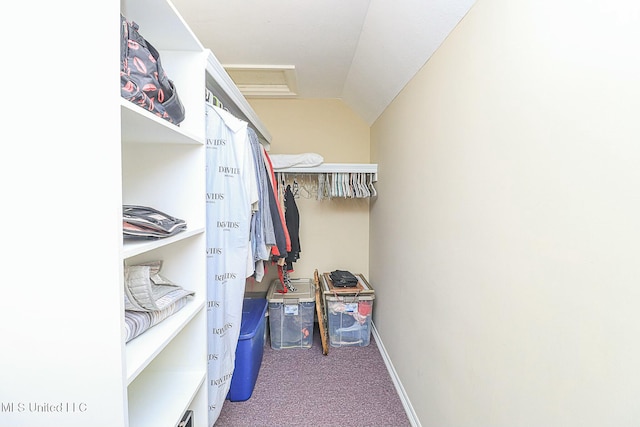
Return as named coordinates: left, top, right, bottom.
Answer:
left=122, top=205, right=187, bottom=239
left=123, top=260, right=194, bottom=342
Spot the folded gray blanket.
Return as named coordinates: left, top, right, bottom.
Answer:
left=124, top=296, right=190, bottom=342
left=123, top=260, right=195, bottom=342
left=124, top=260, right=194, bottom=312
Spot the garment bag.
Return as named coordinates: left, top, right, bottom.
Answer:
left=205, top=103, right=252, bottom=425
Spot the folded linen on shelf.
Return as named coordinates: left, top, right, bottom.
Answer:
left=124, top=296, right=190, bottom=343
left=270, top=153, right=323, bottom=169
left=123, top=260, right=195, bottom=342
left=122, top=205, right=187, bottom=239
left=124, top=261, right=194, bottom=312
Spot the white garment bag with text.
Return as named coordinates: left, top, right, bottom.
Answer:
left=205, top=103, right=255, bottom=425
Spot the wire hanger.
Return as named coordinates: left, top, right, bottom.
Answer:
left=292, top=179, right=300, bottom=198
left=205, top=87, right=225, bottom=110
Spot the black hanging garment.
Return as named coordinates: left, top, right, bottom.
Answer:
left=284, top=184, right=301, bottom=272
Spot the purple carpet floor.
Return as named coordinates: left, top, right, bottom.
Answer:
left=214, top=322, right=411, bottom=427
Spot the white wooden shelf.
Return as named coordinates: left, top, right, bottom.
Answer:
left=128, top=370, right=206, bottom=427
left=125, top=296, right=206, bottom=384
left=121, top=101, right=204, bottom=145
left=274, top=163, right=378, bottom=181
left=122, top=228, right=205, bottom=259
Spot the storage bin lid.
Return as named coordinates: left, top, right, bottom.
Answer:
left=239, top=298, right=268, bottom=340
left=324, top=292, right=374, bottom=302
left=321, top=272, right=375, bottom=297
left=267, top=278, right=315, bottom=303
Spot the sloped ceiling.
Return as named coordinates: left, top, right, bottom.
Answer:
left=171, top=0, right=476, bottom=125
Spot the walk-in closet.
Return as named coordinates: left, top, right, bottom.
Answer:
left=5, top=0, right=640, bottom=426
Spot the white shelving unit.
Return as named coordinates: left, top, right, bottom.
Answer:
left=3, top=1, right=269, bottom=427
left=121, top=0, right=207, bottom=427
left=119, top=1, right=270, bottom=426
left=120, top=0, right=207, bottom=424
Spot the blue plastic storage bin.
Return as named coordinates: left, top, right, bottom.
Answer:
left=227, top=298, right=268, bottom=402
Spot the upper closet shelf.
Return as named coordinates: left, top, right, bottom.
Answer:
left=123, top=0, right=202, bottom=52
left=205, top=51, right=272, bottom=148
left=121, top=101, right=203, bottom=145
left=274, top=163, right=378, bottom=181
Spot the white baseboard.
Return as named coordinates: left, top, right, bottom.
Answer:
left=372, top=322, right=421, bottom=427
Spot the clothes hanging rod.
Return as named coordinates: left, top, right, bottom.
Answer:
left=274, top=163, right=378, bottom=180
left=205, top=50, right=272, bottom=149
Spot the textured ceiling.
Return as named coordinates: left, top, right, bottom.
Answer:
left=171, top=0, right=476, bottom=125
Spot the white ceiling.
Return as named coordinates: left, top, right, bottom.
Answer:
left=171, top=0, right=476, bottom=125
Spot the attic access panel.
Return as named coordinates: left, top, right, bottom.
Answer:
left=224, top=65, right=298, bottom=98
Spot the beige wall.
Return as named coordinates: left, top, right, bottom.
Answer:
left=371, top=0, right=640, bottom=425
left=245, top=99, right=371, bottom=294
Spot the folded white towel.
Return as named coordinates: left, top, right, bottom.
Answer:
left=270, top=153, right=324, bottom=169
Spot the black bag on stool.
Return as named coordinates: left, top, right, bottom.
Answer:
left=330, top=270, right=359, bottom=287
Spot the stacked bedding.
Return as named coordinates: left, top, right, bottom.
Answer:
left=123, top=261, right=194, bottom=343
left=124, top=293, right=191, bottom=342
